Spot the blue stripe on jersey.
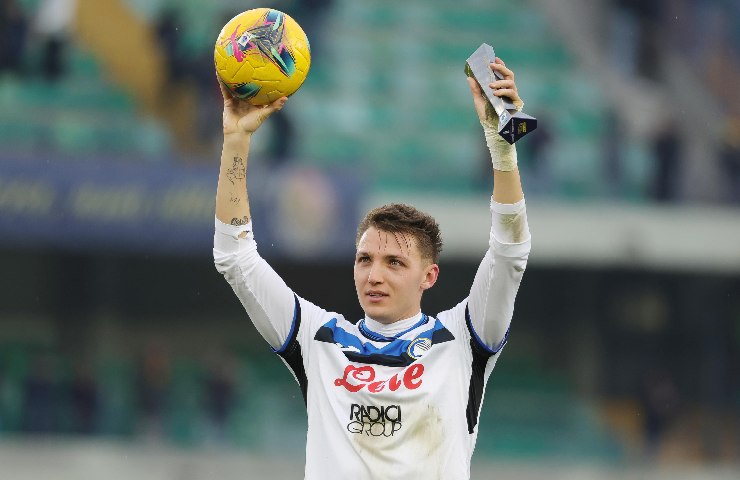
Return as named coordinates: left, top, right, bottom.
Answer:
left=314, top=316, right=454, bottom=367
left=273, top=295, right=300, bottom=354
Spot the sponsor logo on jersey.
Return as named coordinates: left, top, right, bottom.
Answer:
left=347, top=403, right=402, bottom=437
left=334, top=363, right=425, bottom=394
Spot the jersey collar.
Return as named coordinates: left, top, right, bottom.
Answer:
left=360, top=312, right=428, bottom=342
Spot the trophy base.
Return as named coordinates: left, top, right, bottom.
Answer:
left=498, top=110, right=538, bottom=145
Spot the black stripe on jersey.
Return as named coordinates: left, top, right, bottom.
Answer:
left=275, top=295, right=308, bottom=405
left=314, top=324, right=336, bottom=343
left=432, top=325, right=456, bottom=344
left=314, top=325, right=417, bottom=367
left=344, top=351, right=415, bottom=368
left=465, top=304, right=496, bottom=434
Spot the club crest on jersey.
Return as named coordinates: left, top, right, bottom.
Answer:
left=407, top=337, right=432, bottom=360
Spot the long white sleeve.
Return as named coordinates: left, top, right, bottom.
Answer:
left=213, top=217, right=296, bottom=350
left=466, top=198, right=531, bottom=352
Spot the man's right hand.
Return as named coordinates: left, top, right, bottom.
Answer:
left=220, top=80, right=288, bottom=136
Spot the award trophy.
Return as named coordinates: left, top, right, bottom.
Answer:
left=465, top=43, right=537, bottom=144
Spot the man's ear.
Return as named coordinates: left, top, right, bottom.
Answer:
left=421, top=264, right=439, bottom=291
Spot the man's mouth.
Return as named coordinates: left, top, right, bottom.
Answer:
left=366, top=291, right=388, bottom=300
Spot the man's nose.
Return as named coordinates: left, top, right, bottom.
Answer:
left=367, top=263, right=383, bottom=284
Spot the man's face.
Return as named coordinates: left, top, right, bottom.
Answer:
left=354, top=227, right=439, bottom=324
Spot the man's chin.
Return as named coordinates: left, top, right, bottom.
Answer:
left=362, top=306, right=393, bottom=324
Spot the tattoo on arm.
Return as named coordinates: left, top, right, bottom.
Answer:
left=226, top=157, right=246, bottom=185
left=230, top=216, right=249, bottom=226
left=229, top=194, right=241, bottom=205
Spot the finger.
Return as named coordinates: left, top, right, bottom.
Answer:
left=267, top=96, right=288, bottom=113
left=218, top=80, right=232, bottom=102
left=491, top=60, right=515, bottom=80
left=492, top=88, right=518, bottom=100
left=254, top=97, right=288, bottom=126
left=491, top=63, right=515, bottom=80
left=467, top=77, right=483, bottom=96
left=489, top=79, right=516, bottom=90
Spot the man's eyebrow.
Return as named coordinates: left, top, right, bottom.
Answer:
left=355, top=250, right=409, bottom=260
left=382, top=253, right=410, bottom=262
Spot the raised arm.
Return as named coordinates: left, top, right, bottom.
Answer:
left=213, top=83, right=298, bottom=350
left=215, top=82, right=287, bottom=226
left=465, top=58, right=531, bottom=352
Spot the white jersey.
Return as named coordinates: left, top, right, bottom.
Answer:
left=214, top=199, right=531, bottom=480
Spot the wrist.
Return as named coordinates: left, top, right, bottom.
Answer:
left=223, top=131, right=252, bottom=145
left=481, top=122, right=517, bottom=172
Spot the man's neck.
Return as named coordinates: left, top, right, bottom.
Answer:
left=364, top=311, right=423, bottom=337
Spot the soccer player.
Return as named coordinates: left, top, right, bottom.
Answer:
left=213, top=58, right=531, bottom=480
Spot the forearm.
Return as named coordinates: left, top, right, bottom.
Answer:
left=483, top=124, right=524, bottom=204
left=216, top=132, right=252, bottom=227
left=492, top=168, right=524, bottom=204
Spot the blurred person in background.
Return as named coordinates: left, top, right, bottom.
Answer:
left=23, top=353, right=58, bottom=433
left=69, top=362, right=99, bottom=435
left=136, top=343, right=170, bottom=441
left=212, top=57, right=531, bottom=479
left=155, top=6, right=187, bottom=82
left=0, top=0, right=29, bottom=76
left=262, top=108, right=295, bottom=167
left=639, top=367, right=680, bottom=460
left=203, top=351, right=237, bottom=444
left=610, top=0, right=662, bottom=81
left=519, top=112, right=553, bottom=197
left=33, top=0, right=76, bottom=82
left=651, top=118, right=683, bottom=202
left=720, top=116, right=740, bottom=204
left=603, top=110, right=626, bottom=199
left=293, top=0, right=333, bottom=62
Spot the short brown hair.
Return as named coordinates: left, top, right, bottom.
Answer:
left=356, top=203, right=443, bottom=263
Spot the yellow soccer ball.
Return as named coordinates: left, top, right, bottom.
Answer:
left=214, top=8, right=311, bottom=105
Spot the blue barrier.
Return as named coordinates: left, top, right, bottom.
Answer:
left=0, top=157, right=364, bottom=258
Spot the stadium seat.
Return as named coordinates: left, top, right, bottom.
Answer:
left=118, top=0, right=611, bottom=195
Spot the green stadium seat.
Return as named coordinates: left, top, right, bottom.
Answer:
left=68, top=49, right=104, bottom=82
left=116, top=0, right=610, bottom=195
left=0, top=119, right=48, bottom=151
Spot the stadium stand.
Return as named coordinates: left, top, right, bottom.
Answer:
left=4, top=0, right=737, bottom=200
left=1, top=0, right=173, bottom=159
left=298, top=0, right=611, bottom=195
left=0, top=0, right=607, bottom=196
